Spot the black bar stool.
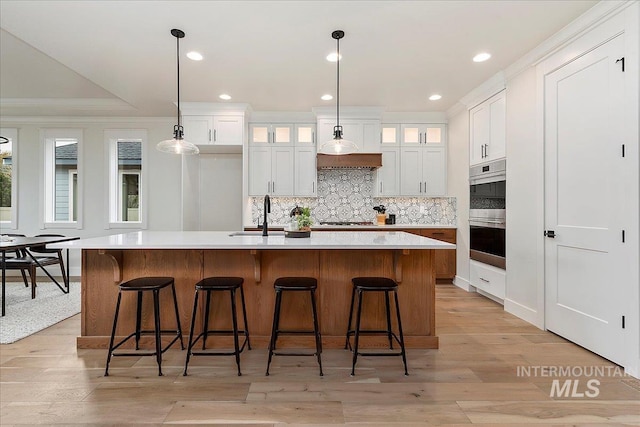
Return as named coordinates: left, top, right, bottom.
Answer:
left=266, top=277, right=323, bottom=376
left=345, top=277, right=408, bottom=376
left=104, top=276, right=184, bottom=377
left=183, top=277, right=251, bottom=376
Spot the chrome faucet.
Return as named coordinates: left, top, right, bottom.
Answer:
left=262, top=194, right=271, bottom=236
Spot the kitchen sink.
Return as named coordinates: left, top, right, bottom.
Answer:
left=228, top=231, right=285, bottom=237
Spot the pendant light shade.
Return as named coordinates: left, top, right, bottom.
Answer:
left=319, top=30, right=358, bottom=155
left=157, top=28, right=199, bottom=155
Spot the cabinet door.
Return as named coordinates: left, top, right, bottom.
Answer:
left=469, top=104, right=489, bottom=166
left=213, top=116, right=243, bottom=145
left=401, top=124, right=422, bottom=146
left=295, top=147, right=317, bottom=196
left=316, top=120, right=335, bottom=152
left=400, top=147, right=422, bottom=196
left=249, top=124, right=270, bottom=145
left=295, top=124, right=316, bottom=147
left=424, top=124, right=445, bottom=146
left=182, top=115, right=212, bottom=145
left=271, top=147, right=294, bottom=196
left=272, top=124, right=294, bottom=146
left=422, top=147, right=446, bottom=196
left=488, top=92, right=506, bottom=161
left=340, top=120, right=364, bottom=148
left=375, top=148, right=399, bottom=196
left=381, top=124, right=400, bottom=147
left=361, top=121, right=381, bottom=152
left=249, top=146, right=271, bottom=196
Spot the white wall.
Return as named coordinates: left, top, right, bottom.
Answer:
left=447, top=109, right=471, bottom=289
left=0, top=118, right=182, bottom=275
left=504, top=67, right=544, bottom=327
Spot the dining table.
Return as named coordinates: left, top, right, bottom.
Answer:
left=0, top=235, right=79, bottom=316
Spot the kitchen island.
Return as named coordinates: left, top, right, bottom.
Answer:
left=54, top=231, right=454, bottom=349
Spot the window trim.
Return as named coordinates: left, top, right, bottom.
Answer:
left=40, top=129, right=83, bottom=229
left=104, top=129, right=147, bottom=229
left=0, top=128, right=18, bottom=230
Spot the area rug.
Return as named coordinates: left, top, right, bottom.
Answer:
left=0, top=282, right=80, bottom=344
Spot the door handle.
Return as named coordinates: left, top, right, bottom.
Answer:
left=419, top=182, right=422, bottom=193
left=312, top=132, right=315, bottom=145
left=213, top=129, right=217, bottom=142
left=272, top=181, right=275, bottom=193
left=544, top=230, right=556, bottom=238
left=479, top=277, right=490, bottom=283
left=312, top=181, right=315, bottom=193
left=208, top=129, right=212, bottom=142
left=484, top=144, right=489, bottom=157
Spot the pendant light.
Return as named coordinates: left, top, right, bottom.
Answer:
left=319, top=30, right=358, bottom=155
left=157, top=28, right=199, bottom=155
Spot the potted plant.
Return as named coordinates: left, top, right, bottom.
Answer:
left=296, top=207, right=313, bottom=231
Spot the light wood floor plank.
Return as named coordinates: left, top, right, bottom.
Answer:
left=1, top=284, right=637, bottom=425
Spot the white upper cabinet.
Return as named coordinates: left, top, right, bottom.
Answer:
left=374, top=148, right=400, bottom=196
left=182, top=114, right=244, bottom=146
left=381, top=124, right=400, bottom=147
left=401, top=124, right=446, bottom=146
left=295, top=124, right=316, bottom=146
left=182, top=116, right=212, bottom=145
left=400, top=146, right=446, bottom=196
left=295, top=147, right=317, bottom=196
left=469, top=90, right=506, bottom=166
left=248, top=145, right=294, bottom=196
left=249, top=124, right=294, bottom=146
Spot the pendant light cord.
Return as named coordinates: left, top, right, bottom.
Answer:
left=176, top=33, right=181, bottom=129
left=336, top=35, right=340, bottom=131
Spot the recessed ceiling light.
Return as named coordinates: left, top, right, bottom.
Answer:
left=326, top=52, right=342, bottom=62
left=321, top=94, right=333, bottom=101
left=473, top=52, right=491, bottom=62
left=186, top=51, right=203, bottom=61
left=429, top=94, right=442, bottom=101
left=219, top=94, right=231, bottom=100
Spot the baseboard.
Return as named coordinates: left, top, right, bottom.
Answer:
left=477, top=288, right=504, bottom=305
left=452, top=275, right=474, bottom=292
left=504, top=298, right=542, bottom=329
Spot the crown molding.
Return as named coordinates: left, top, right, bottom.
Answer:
left=0, top=116, right=174, bottom=124
left=445, top=102, right=467, bottom=119
left=0, top=97, right=135, bottom=111
left=459, top=72, right=506, bottom=110
left=312, top=106, right=385, bottom=120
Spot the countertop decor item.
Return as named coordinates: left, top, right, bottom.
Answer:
left=156, top=29, right=199, bottom=155
left=318, top=30, right=358, bottom=155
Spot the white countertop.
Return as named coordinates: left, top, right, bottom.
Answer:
left=51, top=231, right=456, bottom=250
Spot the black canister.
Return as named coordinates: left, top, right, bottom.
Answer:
left=388, top=214, right=396, bottom=224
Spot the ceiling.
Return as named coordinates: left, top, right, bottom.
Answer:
left=0, top=0, right=598, bottom=117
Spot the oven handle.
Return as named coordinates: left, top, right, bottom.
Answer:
left=469, top=219, right=506, bottom=229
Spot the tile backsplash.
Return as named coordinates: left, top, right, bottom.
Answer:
left=250, top=170, right=456, bottom=226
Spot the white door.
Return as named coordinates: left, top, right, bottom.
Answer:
left=544, top=34, right=627, bottom=365
left=213, top=116, right=243, bottom=145
left=295, top=147, right=317, bottom=196
left=400, top=147, right=422, bottom=196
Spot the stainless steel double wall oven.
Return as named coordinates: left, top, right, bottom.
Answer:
left=469, top=159, right=506, bottom=269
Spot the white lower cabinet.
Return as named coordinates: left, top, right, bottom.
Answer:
left=470, top=260, right=506, bottom=300
left=249, top=146, right=294, bottom=196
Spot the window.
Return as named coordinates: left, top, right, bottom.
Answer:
left=42, top=129, right=82, bottom=228
left=0, top=128, right=18, bottom=229
left=105, top=130, right=146, bottom=228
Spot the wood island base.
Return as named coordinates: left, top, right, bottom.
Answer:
left=78, top=248, right=438, bottom=349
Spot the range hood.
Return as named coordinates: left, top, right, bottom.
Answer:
left=316, top=153, right=382, bottom=170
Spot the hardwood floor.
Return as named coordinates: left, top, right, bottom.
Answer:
left=1, top=284, right=638, bottom=425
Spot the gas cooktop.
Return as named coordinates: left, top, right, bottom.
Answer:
left=319, top=221, right=374, bottom=226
